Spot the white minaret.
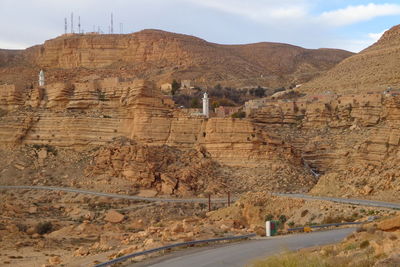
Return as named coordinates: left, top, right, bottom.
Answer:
left=39, top=70, right=45, bottom=87
left=202, top=92, right=209, bottom=118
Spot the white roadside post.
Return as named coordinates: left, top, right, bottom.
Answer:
left=266, top=221, right=271, bottom=237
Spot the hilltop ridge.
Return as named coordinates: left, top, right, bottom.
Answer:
left=0, top=29, right=352, bottom=89
left=302, top=25, right=400, bottom=94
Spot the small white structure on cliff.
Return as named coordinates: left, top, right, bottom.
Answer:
left=38, top=70, right=45, bottom=87
left=202, top=92, right=209, bottom=118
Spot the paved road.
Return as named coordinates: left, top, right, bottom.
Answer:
left=0, top=185, right=227, bottom=203
left=1, top=185, right=399, bottom=209
left=273, top=193, right=400, bottom=210
left=132, top=228, right=356, bottom=267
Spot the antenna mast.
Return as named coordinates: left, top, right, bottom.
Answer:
left=64, top=18, right=67, bottom=34
left=71, top=13, right=74, bottom=33
left=111, top=13, right=114, bottom=34
left=78, top=16, right=81, bottom=34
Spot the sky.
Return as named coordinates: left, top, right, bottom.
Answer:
left=0, top=0, right=400, bottom=52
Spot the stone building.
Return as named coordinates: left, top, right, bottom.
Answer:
left=181, top=80, right=191, bottom=89
left=160, top=83, right=172, bottom=93
left=214, top=106, right=242, bottom=118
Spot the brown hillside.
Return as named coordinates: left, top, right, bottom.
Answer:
left=0, top=29, right=352, bottom=89
left=302, top=25, right=400, bottom=94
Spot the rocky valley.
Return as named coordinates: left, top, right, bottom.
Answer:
left=0, top=24, right=400, bottom=267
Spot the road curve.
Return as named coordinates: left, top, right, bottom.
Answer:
left=0, top=185, right=227, bottom=203
left=132, top=227, right=356, bottom=267
left=273, top=193, right=400, bottom=210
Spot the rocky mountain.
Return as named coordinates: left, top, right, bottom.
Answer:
left=0, top=29, right=352, bottom=89
left=302, top=25, right=400, bottom=94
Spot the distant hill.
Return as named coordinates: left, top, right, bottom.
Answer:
left=0, top=29, right=353, bottom=89
left=301, top=25, right=400, bottom=94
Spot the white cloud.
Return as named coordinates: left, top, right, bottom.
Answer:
left=0, top=40, right=29, bottom=50
left=186, top=0, right=310, bottom=22
left=368, top=29, right=387, bottom=42
left=319, top=4, right=400, bottom=26
left=337, top=30, right=388, bottom=53
left=188, top=1, right=400, bottom=28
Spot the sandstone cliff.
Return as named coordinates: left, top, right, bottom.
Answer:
left=0, top=30, right=352, bottom=89
left=0, top=78, right=315, bottom=195
left=249, top=92, right=400, bottom=201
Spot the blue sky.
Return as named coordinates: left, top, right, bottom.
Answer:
left=0, top=0, right=400, bottom=52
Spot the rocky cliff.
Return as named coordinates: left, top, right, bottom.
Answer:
left=0, top=30, right=352, bottom=89
left=0, top=78, right=315, bottom=195
left=249, top=92, right=400, bottom=201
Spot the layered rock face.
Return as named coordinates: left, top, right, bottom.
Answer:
left=302, top=24, right=400, bottom=94
left=249, top=92, right=400, bottom=201
left=0, top=78, right=316, bottom=195
left=0, top=78, right=301, bottom=168
left=1, top=30, right=352, bottom=89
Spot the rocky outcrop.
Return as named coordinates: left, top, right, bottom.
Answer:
left=86, top=139, right=227, bottom=196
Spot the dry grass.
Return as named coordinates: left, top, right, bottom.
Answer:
left=250, top=249, right=377, bottom=267
left=251, top=252, right=330, bottom=267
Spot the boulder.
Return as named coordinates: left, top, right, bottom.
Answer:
left=38, top=148, right=48, bottom=160
left=48, top=256, right=62, bottom=265
left=171, top=222, right=184, bottom=233
left=28, top=206, right=38, bottom=214
left=104, top=210, right=125, bottom=223
left=74, top=246, right=89, bottom=257
left=377, top=216, right=400, bottom=231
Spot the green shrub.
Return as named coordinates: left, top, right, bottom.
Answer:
left=360, top=240, right=370, bottom=249
left=279, top=215, right=287, bottom=224
left=35, top=221, right=53, bottom=235
left=300, top=209, right=308, bottom=217
left=171, top=79, right=181, bottom=95
left=265, top=214, right=274, bottom=221
left=231, top=111, right=246, bottom=118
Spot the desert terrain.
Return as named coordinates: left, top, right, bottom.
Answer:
left=0, top=25, right=400, bottom=266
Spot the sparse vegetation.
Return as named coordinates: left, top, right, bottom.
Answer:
left=265, top=214, right=274, bottom=221
left=35, top=222, right=53, bottom=235
left=171, top=79, right=181, bottom=95
left=360, top=240, right=370, bottom=249
left=231, top=111, right=246, bottom=118
left=300, top=209, right=309, bottom=217
left=0, top=108, right=7, bottom=117
left=252, top=251, right=329, bottom=267
left=96, top=90, right=107, bottom=101
left=278, top=215, right=287, bottom=224
left=32, top=144, right=57, bottom=156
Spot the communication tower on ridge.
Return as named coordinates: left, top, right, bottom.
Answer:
left=78, top=16, right=81, bottom=33
left=64, top=18, right=67, bottom=34
left=111, top=13, right=114, bottom=34
left=71, top=13, right=74, bottom=33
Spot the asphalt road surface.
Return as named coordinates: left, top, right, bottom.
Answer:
left=132, top=227, right=356, bottom=267
left=0, top=185, right=227, bottom=203
left=1, top=185, right=399, bottom=209
left=273, top=193, right=400, bottom=210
